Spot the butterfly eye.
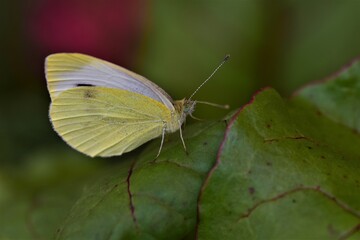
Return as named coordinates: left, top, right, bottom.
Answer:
left=183, top=101, right=196, bottom=115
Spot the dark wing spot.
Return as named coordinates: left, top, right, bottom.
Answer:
left=76, top=83, right=95, bottom=87
left=84, top=89, right=96, bottom=98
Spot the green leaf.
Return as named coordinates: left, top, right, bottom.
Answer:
left=56, top=122, right=226, bottom=239
left=0, top=150, right=105, bottom=240
left=197, top=61, right=360, bottom=239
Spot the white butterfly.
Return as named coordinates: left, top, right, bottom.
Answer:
left=46, top=53, right=228, bottom=157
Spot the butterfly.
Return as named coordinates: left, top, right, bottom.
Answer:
left=45, top=53, right=229, bottom=158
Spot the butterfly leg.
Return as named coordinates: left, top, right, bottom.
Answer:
left=178, top=120, right=188, bottom=155
left=155, top=123, right=167, bottom=159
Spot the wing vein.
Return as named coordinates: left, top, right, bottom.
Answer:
left=95, top=123, right=160, bottom=156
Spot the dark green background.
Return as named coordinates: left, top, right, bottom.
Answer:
left=1, top=0, right=360, bottom=169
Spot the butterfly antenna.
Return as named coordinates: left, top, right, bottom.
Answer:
left=188, top=54, right=230, bottom=101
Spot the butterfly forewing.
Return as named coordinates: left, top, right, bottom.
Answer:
left=50, top=87, right=172, bottom=157
left=46, top=53, right=174, bottom=111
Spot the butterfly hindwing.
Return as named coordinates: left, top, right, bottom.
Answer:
left=50, top=86, right=172, bottom=157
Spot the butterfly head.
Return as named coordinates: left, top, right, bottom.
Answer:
left=173, top=99, right=196, bottom=124
left=184, top=99, right=196, bottom=115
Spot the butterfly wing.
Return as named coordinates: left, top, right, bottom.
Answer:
left=45, top=53, right=174, bottom=111
left=50, top=86, right=172, bottom=157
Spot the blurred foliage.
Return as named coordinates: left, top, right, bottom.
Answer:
left=1, top=0, right=360, bottom=165
left=140, top=0, right=360, bottom=118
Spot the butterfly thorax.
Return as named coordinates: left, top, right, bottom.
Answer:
left=167, top=99, right=195, bottom=133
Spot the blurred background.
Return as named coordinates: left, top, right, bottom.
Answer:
left=1, top=0, right=360, bottom=179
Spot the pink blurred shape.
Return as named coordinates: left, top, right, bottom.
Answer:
left=28, top=0, right=148, bottom=65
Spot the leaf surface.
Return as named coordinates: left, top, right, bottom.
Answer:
left=197, top=61, right=360, bottom=239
